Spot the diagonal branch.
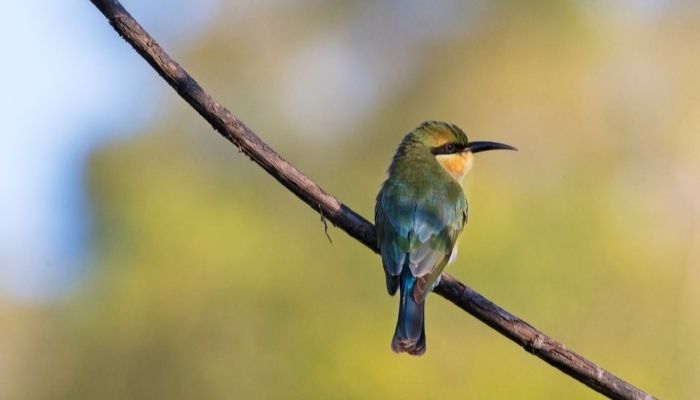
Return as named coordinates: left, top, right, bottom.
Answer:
left=88, top=1, right=656, bottom=399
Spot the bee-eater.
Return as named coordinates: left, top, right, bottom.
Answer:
left=375, top=121, right=515, bottom=355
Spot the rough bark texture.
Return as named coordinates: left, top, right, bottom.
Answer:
left=88, top=1, right=657, bottom=399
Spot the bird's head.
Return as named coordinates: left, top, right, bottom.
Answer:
left=412, top=121, right=516, bottom=182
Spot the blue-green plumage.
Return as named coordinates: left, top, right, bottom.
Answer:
left=376, top=121, right=468, bottom=355
left=376, top=121, right=514, bottom=355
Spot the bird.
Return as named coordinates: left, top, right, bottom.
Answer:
left=375, top=121, right=515, bottom=355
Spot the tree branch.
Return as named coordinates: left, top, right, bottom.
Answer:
left=88, top=1, right=656, bottom=399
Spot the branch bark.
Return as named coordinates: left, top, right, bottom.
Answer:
left=88, top=1, right=657, bottom=399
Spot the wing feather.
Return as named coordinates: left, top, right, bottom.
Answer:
left=376, top=174, right=467, bottom=300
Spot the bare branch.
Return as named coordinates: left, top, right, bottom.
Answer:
left=88, top=1, right=657, bottom=399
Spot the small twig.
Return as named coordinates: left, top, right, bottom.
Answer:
left=318, top=204, right=333, bottom=244
left=88, top=1, right=657, bottom=399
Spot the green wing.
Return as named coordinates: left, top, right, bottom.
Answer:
left=376, top=177, right=467, bottom=299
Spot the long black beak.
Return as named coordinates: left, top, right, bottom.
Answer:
left=467, top=141, right=517, bottom=153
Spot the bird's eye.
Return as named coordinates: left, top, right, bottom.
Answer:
left=445, top=143, right=456, bottom=153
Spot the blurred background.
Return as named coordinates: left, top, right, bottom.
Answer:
left=2, top=0, right=699, bottom=398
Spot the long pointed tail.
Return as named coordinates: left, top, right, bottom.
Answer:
left=391, top=270, right=426, bottom=356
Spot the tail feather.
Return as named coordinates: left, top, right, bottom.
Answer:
left=391, top=270, right=426, bottom=356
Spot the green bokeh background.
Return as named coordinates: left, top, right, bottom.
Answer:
left=4, top=2, right=700, bottom=399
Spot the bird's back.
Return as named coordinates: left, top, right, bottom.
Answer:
left=375, top=141, right=467, bottom=299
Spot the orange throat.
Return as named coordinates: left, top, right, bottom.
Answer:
left=436, top=152, right=473, bottom=183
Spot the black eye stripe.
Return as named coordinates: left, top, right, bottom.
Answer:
left=430, top=143, right=464, bottom=155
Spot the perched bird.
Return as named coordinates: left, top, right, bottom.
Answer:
left=375, top=121, right=515, bottom=355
